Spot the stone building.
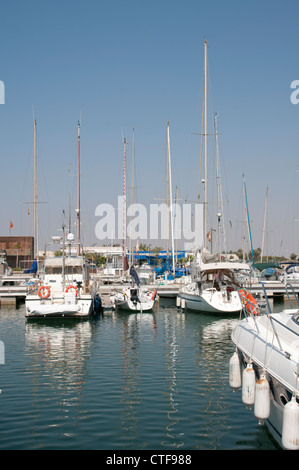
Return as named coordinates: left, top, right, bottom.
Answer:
left=0, top=236, right=34, bottom=269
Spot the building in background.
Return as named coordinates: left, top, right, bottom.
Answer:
left=0, top=237, right=34, bottom=269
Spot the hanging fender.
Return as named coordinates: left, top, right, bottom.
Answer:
left=151, top=290, right=157, bottom=300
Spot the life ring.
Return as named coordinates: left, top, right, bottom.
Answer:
left=239, top=288, right=259, bottom=315
left=38, top=285, right=51, bottom=299
left=151, top=290, right=157, bottom=300
left=65, top=285, right=78, bottom=296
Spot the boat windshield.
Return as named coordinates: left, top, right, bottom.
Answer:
left=44, top=256, right=83, bottom=275
left=45, top=266, right=82, bottom=275
left=201, top=269, right=240, bottom=290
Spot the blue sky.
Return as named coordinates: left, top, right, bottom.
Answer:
left=1, top=0, right=299, bottom=257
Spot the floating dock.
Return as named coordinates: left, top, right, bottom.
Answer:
left=0, top=274, right=35, bottom=306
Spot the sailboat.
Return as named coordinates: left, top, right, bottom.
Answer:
left=179, top=40, right=247, bottom=315
left=26, top=122, right=100, bottom=319
left=111, top=133, right=157, bottom=312
left=111, top=265, right=157, bottom=312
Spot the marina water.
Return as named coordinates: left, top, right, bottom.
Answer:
left=0, top=300, right=280, bottom=450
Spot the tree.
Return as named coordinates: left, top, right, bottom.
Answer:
left=153, top=246, right=163, bottom=266
left=139, top=243, right=149, bottom=251
left=247, top=248, right=261, bottom=262
left=84, top=252, right=107, bottom=267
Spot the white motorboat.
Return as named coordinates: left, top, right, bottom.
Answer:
left=25, top=230, right=100, bottom=319
left=230, top=286, right=299, bottom=450
left=26, top=255, right=98, bottom=319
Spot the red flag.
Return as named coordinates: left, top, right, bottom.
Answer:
left=10, top=221, right=13, bottom=229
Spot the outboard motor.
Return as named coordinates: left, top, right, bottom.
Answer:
left=130, top=288, right=140, bottom=304
left=93, top=293, right=103, bottom=315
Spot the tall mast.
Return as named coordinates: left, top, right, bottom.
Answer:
left=77, top=121, right=81, bottom=255
left=62, top=210, right=65, bottom=291
left=130, top=128, right=135, bottom=266
left=242, top=174, right=246, bottom=262
left=261, top=187, right=268, bottom=262
left=214, top=113, right=221, bottom=256
left=68, top=194, right=72, bottom=256
left=166, top=120, right=170, bottom=257
left=33, top=119, right=38, bottom=260
left=167, top=121, right=176, bottom=276
left=266, top=187, right=269, bottom=261
left=204, top=39, right=208, bottom=249
left=122, top=138, right=127, bottom=273
left=243, top=175, right=255, bottom=268
left=214, top=113, right=227, bottom=257
left=68, top=194, right=72, bottom=234
left=198, top=88, right=204, bottom=202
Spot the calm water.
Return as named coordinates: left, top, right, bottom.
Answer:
left=0, top=299, right=280, bottom=450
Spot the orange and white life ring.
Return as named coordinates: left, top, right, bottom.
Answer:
left=65, top=285, right=78, bottom=296
left=38, top=285, right=51, bottom=299
left=239, top=288, right=259, bottom=315
left=151, top=290, right=157, bottom=300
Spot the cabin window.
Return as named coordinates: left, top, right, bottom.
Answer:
left=45, top=266, right=82, bottom=275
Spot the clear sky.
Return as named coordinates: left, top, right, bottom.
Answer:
left=1, top=0, right=299, bottom=258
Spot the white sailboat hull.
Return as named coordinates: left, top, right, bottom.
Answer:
left=231, top=310, right=299, bottom=449
left=113, top=298, right=155, bottom=312
left=232, top=312, right=299, bottom=394
left=112, top=287, right=157, bottom=312
left=180, top=286, right=242, bottom=314
left=179, top=261, right=248, bottom=315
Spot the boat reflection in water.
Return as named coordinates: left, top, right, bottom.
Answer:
left=25, top=319, right=94, bottom=431
left=118, top=311, right=185, bottom=449
left=17, top=305, right=277, bottom=450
